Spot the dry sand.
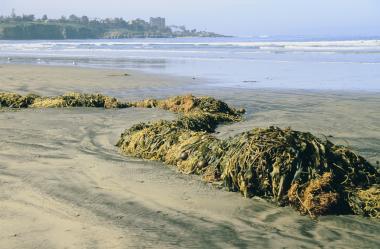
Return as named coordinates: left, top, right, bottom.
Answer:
left=0, top=64, right=379, bottom=248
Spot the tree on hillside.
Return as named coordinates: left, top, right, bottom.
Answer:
left=69, top=14, right=80, bottom=22
left=81, top=16, right=89, bottom=24
left=59, top=16, right=67, bottom=22
left=22, top=14, right=35, bottom=22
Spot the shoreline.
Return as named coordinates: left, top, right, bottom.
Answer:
left=0, top=64, right=379, bottom=248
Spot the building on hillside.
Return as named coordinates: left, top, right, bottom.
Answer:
left=149, top=17, right=166, bottom=29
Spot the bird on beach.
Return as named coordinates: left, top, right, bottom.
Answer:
left=7, top=57, right=12, bottom=62
left=72, top=61, right=77, bottom=65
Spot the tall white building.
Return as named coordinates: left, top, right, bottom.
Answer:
left=149, top=17, right=166, bottom=29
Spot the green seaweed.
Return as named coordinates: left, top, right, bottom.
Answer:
left=117, top=96, right=380, bottom=218
left=0, top=92, right=40, bottom=108
left=2, top=91, right=378, bottom=217
left=0, top=92, right=129, bottom=109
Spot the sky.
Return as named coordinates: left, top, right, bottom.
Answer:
left=1, top=0, right=379, bottom=37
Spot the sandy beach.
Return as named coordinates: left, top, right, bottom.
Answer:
left=1, top=64, right=379, bottom=248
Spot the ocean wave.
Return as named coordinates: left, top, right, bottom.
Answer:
left=1, top=39, right=380, bottom=52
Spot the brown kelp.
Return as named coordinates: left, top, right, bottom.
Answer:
left=117, top=97, right=380, bottom=218
left=130, top=94, right=244, bottom=132
left=31, top=92, right=129, bottom=108
left=0, top=92, right=129, bottom=108
left=131, top=94, right=244, bottom=117
left=1, top=92, right=379, bottom=217
left=0, top=92, right=40, bottom=108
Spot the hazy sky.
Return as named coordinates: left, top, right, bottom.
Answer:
left=1, top=0, right=379, bottom=37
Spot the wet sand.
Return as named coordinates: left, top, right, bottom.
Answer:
left=0, top=64, right=195, bottom=96
left=0, top=65, right=379, bottom=248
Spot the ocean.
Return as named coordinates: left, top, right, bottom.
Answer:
left=1, top=37, right=380, bottom=91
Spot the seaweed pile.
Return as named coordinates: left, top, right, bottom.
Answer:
left=0, top=92, right=129, bottom=109
left=1, top=92, right=379, bottom=217
left=0, top=92, right=40, bottom=108
left=118, top=95, right=380, bottom=218
left=130, top=95, right=245, bottom=132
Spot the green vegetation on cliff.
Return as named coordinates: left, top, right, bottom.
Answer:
left=0, top=13, right=225, bottom=40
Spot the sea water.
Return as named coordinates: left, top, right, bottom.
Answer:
left=1, top=37, right=380, bottom=91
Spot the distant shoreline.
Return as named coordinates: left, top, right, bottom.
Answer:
left=0, top=35, right=231, bottom=41
left=0, top=15, right=226, bottom=40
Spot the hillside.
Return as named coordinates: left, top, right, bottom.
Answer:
left=0, top=14, right=225, bottom=39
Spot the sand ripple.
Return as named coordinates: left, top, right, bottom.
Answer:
left=1, top=108, right=379, bottom=248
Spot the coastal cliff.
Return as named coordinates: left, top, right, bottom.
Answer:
left=0, top=14, right=225, bottom=39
